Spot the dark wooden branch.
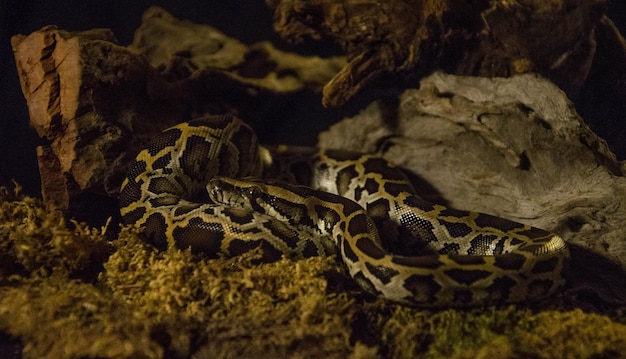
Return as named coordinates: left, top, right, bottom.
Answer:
left=267, top=0, right=612, bottom=107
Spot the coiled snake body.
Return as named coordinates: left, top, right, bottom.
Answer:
left=120, top=114, right=568, bottom=306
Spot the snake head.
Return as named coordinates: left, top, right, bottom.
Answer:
left=208, top=177, right=264, bottom=210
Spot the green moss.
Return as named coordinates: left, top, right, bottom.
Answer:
left=1, top=189, right=626, bottom=358
left=102, top=230, right=356, bottom=357
left=0, top=277, right=163, bottom=358
left=378, top=305, right=626, bottom=359
left=0, top=186, right=109, bottom=280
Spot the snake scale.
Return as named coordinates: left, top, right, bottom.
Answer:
left=120, top=114, right=569, bottom=307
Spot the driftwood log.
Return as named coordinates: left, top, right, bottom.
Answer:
left=267, top=0, right=612, bottom=107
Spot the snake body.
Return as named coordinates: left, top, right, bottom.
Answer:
left=120, top=114, right=569, bottom=306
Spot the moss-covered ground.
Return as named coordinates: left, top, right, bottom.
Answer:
left=1, top=187, right=625, bottom=358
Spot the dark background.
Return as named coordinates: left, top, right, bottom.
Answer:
left=1, top=0, right=625, bottom=196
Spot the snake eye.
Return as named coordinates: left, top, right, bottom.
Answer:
left=247, top=186, right=261, bottom=198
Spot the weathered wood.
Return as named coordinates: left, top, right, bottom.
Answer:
left=268, top=0, right=610, bottom=107
left=130, top=7, right=346, bottom=93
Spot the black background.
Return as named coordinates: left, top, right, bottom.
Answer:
left=1, top=1, right=625, bottom=196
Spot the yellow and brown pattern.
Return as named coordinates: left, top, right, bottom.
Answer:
left=120, top=114, right=569, bottom=307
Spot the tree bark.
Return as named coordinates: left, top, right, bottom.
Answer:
left=268, top=0, right=611, bottom=107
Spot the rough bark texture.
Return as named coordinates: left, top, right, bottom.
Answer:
left=10, top=7, right=344, bottom=222
left=319, top=72, right=626, bottom=305
left=11, top=24, right=179, bottom=221
left=267, top=0, right=610, bottom=107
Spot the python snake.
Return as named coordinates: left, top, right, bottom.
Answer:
left=120, top=114, right=569, bottom=307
